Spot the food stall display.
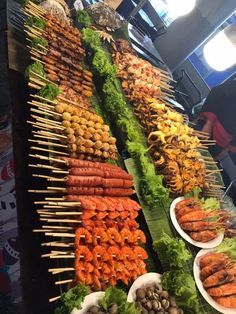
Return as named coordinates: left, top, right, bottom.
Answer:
left=12, top=2, right=231, bottom=313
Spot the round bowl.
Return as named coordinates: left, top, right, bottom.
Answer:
left=71, top=291, right=105, bottom=314
left=170, top=197, right=224, bottom=248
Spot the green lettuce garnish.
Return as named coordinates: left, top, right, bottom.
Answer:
left=184, top=187, right=202, bottom=199
left=162, top=270, right=201, bottom=314
left=77, top=10, right=93, bottom=27
left=54, top=284, right=91, bottom=314
left=201, top=197, right=220, bottom=210
left=153, top=233, right=191, bottom=269
left=215, top=237, right=236, bottom=261
left=26, top=16, right=46, bottom=29
left=38, top=84, right=62, bottom=100
left=25, top=62, right=46, bottom=80
left=99, top=287, right=139, bottom=314
left=31, top=37, right=48, bottom=51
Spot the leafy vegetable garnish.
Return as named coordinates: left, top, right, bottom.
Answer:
left=26, top=16, right=46, bottom=30
left=31, top=37, right=48, bottom=51
left=82, top=27, right=170, bottom=210
left=184, top=187, right=202, bottom=199
left=216, top=237, right=236, bottom=261
left=54, top=284, right=91, bottom=314
left=25, top=62, right=46, bottom=80
left=162, top=270, right=201, bottom=314
left=99, top=287, right=139, bottom=314
left=201, top=197, right=220, bottom=210
left=38, top=84, right=62, bottom=100
left=77, top=10, right=93, bottom=27
left=153, top=233, right=191, bottom=269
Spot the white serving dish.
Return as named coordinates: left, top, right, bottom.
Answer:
left=170, top=197, right=224, bottom=248
left=194, top=249, right=236, bottom=314
left=71, top=291, right=105, bottom=314
left=127, top=272, right=162, bottom=302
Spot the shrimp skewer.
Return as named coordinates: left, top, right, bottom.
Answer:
left=214, top=294, right=236, bottom=308
left=180, top=221, right=223, bottom=232
left=199, top=253, right=228, bottom=269
left=203, top=266, right=236, bottom=288
left=189, top=230, right=218, bottom=242
left=200, top=259, right=231, bottom=280
left=178, top=210, right=218, bottom=224
left=207, top=282, right=236, bottom=297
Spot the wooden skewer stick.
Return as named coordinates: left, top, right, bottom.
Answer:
left=42, top=242, right=74, bottom=247
left=210, top=184, right=225, bottom=189
left=52, top=170, right=68, bottom=174
left=55, top=279, right=73, bottom=285
left=31, top=70, right=57, bottom=86
left=49, top=255, right=74, bottom=259
left=47, top=187, right=66, bottom=191
left=31, top=56, right=46, bottom=65
left=35, top=201, right=80, bottom=206
left=36, top=130, right=66, bottom=139
left=40, top=218, right=80, bottom=223
left=49, top=296, right=61, bottom=303
left=28, top=189, right=56, bottom=193
left=28, top=82, right=41, bottom=90
left=49, top=267, right=74, bottom=273
left=29, top=139, right=68, bottom=148
left=29, top=163, right=60, bottom=170
left=29, top=154, right=66, bottom=163
left=31, top=94, right=58, bottom=105
left=28, top=1, right=47, bottom=14
left=45, top=233, right=75, bottom=238
left=32, top=133, right=61, bottom=141
left=31, top=114, right=62, bottom=126
left=42, top=225, right=74, bottom=230
left=30, top=100, right=55, bottom=110
left=30, top=146, right=69, bottom=156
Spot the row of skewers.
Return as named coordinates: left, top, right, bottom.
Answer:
left=24, top=1, right=93, bottom=108
left=133, top=99, right=222, bottom=196
left=31, top=156, right=148, bottom=291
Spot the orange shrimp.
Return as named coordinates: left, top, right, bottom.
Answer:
left=93, top=275, right=102, bottom=290
left=75, top=228, right=92, bottom=245
left=92, top=245, right=110, bottom=262
left=134, top=246, right=148, bottom=260
left=88, top=196, right=107, bottom=211
left=207, top=282, right=236, bottom=297
left=189, top=230, right=218, bottom=242
left=108, top=246, right=121, bottom=260
left=129, top=211, right=139, bottom=219
left=105, top=218, right=118, bottom=229
left=75, top=269, right=87, bottom=283
left=178, top=210, right=218, bottom=224
left=133, top=230, right=146, bottom=244
left=200, top=253, right=228, bottom=269
left=81, top=219, right=95, bottom=231
left=92, top=228, right=109, bottom=245
left=81, top=210, right=96, bottom=220
left=126, top=219, right=139, bottom=230
left=175, top=197, right=199, bottom=212
left=200, top=260, right=230, bottom=280
left=120, top=211, right=130, bottom=220
left=125, top=198, right=141, bottom=211
left=107, top=228, right=122, bottom=245
left=96, top=211, right=108, bottom=219
left=120, top=228, right=134, bottom=245
left=214, top=294, right=236, bottom=308
left=102, top=197, right=116, bottom=211
left=75, top=246, right=93, bottom=262
left=203, top=266, right=236, bottom=288
left=108, top=211, right=120, bottom=219
left=74, top=261, right=94, bottom=273
left=176, top=204, right=202, bottom=219
left=180, top=221, right=221, bottom=232
left=94, top=219, right=106, bottom=228
left=107, top=197, right=124, bottom=211
left=121, top=247, right=135, bottom=260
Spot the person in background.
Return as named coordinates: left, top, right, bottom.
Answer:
left=200, top=79, right=236, bottom=203
left=200, top=79, right=236, bottom=162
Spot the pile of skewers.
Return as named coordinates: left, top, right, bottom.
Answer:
left=133, top=98, right=222, bottom=195
left=112, top=51, right=173, bottom=101
left=24, top=1, right=93, bottom=108
left=28, top=94, right=118, bottom=161
left=174, top=197, right=227, bottom=242
left=198, top=240, right=236, bottom=309
left=30, top=156, right=148, bottom=291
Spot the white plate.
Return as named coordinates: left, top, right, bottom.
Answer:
left=194, top=249, right=236, bottom=314
left=127, top=272, right=162, bottom=302
left=71, top=291, right=105, bottom=314
left=170, top=197, right=224, bottom=248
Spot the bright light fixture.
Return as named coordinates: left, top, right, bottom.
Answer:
left=166, top=0, right=196, bottom=19
left=203, top=27, right=236, bottom=71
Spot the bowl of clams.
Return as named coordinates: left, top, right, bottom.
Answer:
left=127, top=273, right=183, bottom=314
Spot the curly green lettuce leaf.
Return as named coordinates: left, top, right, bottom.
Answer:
left=162, top=270, right=201, bottom=314
left=38, top=84, right=62, bottom=100
left=25, top=61, right=46, bottom=80
left=184, top=187, right=202, bottom=199
left=201, top=197, right=220, bottom=210
left=77, top=10, right=93, bottom=27
left=153, top=233, right=191, bottom=269
left=99, top=287, right=139, bottom=314
left=31, top=37, right=48, bottom=51
left=92, top=48, right=117, bottom=76
left=216, top=237, right=236, bottom=261
left=26, top=16, right=46, bottom=29
left=54, top=284, right=91, bottom=313
left=82, top=28, right=101, bottom=49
